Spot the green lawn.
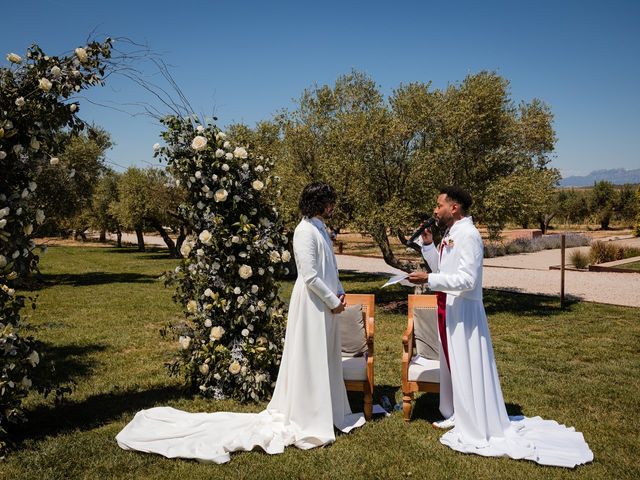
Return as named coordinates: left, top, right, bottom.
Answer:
left=2, top=245, right=639, bottom=479
left=617, top=260, right=640, bottom=271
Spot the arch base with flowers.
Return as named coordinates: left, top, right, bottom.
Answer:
left=158, top=115, right=290, bottom=402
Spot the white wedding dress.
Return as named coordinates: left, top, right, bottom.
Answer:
left=116, top=217, right=365, bottom=463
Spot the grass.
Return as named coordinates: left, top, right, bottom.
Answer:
left=2, top=246, right=639, bottom=479
left=616, top=260, right=640, bottom=271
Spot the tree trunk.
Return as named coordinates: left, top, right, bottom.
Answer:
left=116, top=225, right=122, bottom=248
left=146, top=217, right=178, bottom=257
left=99, top=229, right=106, bottom=242
left=135, top=228, right=145, bottom=252
left=371, top=223, right=418, bottom=273
left=175, top=224, right=187, bottom=257
left=74, top=228, right=88, bottom=241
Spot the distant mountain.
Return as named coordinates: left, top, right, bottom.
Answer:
left=560, top=168, right=640, bottom=187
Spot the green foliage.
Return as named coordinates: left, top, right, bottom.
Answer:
left=590, top=181, right=616, bottom=230
left=589, top=241, right=640, bottom=264
left=0, top=38, right=112, bottom=454
left=156, top=116, right=289, bottom=402
left=89, top=169, right=121, bottom=236
left=636, top=186, right=640, bottom=237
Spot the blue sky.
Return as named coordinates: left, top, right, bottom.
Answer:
left=2, top=0, right=639, bottom=177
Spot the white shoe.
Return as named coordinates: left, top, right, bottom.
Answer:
left=432, top=415, right=455, bottom=429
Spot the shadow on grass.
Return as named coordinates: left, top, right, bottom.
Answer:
left=12, top=385, right=187, bottom=446
left=483, top=290, right=579, bottom=317
left=38, top=343, right=108, bottom=386
left=410, top=392, right=524, bottom=423
left=35, top=272, right=162, bottom=288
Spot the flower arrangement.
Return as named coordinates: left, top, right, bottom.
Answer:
left=1, top=39, right=113, bottom=453
left=157, top=115, right=289, bottom=402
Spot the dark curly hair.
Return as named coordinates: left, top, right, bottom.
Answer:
left=440, top=186, right=473, bottom=214
left=298, top=182, right=337, bottom=218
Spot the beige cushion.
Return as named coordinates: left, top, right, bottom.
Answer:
left=408, top=355, right=440, bottom=383
left=338, top=304, right=367, bottom=357
left=342, top=356, right=367, bottom=381
left=413, top=307, right=439, bottom=360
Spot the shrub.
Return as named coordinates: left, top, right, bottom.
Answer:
left=588, top=241, right=640, bottom=264
left=570, top=250, right=589, bottom=269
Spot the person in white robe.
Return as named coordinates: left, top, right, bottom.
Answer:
left=115, top=182, right=364, bottom=463
left=408, top=186, right=593, bottom=468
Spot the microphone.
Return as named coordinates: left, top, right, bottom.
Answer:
left=408, top=217, right=437, bottom=244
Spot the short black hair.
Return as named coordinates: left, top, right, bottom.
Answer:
left=440, top=186, right=473, bottom=214
left=299, top=182, right=337, bottom=218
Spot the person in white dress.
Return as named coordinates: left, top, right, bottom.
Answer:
left=408, top=186, right=593, bottom=468
left=116, top=182, right=364, bottom=463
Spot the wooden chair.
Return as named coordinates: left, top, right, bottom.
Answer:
left=340, top=293, right=375, bottom=420
left=401, top=294, right=440, bottom=421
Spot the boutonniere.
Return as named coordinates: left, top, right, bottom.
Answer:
left=446, top=238, right=454, bottom=248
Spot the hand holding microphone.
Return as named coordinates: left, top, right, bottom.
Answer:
left=408, top=217, right=436, bottom=245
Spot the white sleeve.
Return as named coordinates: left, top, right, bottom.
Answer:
left=427, top=233, right=482, bottom=292
left=421, top=242, right=440, bottom=273
left=293, top=227, right=342, bottom=309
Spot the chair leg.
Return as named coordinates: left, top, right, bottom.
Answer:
left=364, top=388, right=373, bottom=420
left=402, top=392, right=413, bottom=422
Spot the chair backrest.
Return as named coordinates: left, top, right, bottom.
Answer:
left=338, top=294, right=374, bottom=357
left=408, top=295, right=437, bottom=357
left=344, top=294, right=374, bottom=321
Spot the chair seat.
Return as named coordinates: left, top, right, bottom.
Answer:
left=342, top=355, right=367, bottom=381
left=408, top=355, right=440, bottom=383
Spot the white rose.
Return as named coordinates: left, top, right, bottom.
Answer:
left=233, top=287, right=241, bottom=295
left=35, top=209, right=45, bottom=224
left=225, top=152, right=233, bottom=160
left=199, top=229, right=213, bottom=245
left=258, top=300, right=267, bottom=312
left=38, top=78, right=52, bottom=92
left=252, top=180, right=264, bottom=191
left=24, top=224, right=33, bottom=235
left=179, top=336, right=191, bottom=349
left=238, top=265, right=253, bottom=279
left=30, top=138, right=40, bottom=151
left=201, top=185, right=209, bottom=193
left=0, top=207, right=9, bottom=218
left=50, top=65, right=62, bottom=78
left=0, top=255, right=7, bottom=268
left=28, top=181, right=37, bottom=191
left=214, top=189, right=228, bottom=202
left=221, top=164, right=229, bottom=171
left=213, top=373, right=221, bottom=381
left=281, top=250, right=291, bottom=262
left=233, top=147, right=248, bottom=159
left=199, top=364, right=210, bottom=375
left=196, top=125, right=205, bottom=133
left=191, top=135, right=207, bottom=151
left=255, top=165, right=264, bottom=173
left=215, top=131, right=227, bottom=141
left=215, top=149, right=225, bottom=158
left=210, top=326, right=225, bottom=341
left=6, top=53, right=22, bottom=63
left=180, top=242, right=192, bottom=257
left=251, top=285, right=259, bottom=294
left=21, top=376, right=32, bottom=389
left=223, top=141, right=231, bottom=149
left=258, top=268, right=265, bottom=276
left=70, top=104, right=78, bottom=112
left=228, top=361, right=241, bottom=374
left=0, top=151, right=6, bottom=160
left=204, top=288, right=213, bottom=297
left=269, top=251, right=281, bottom=263
left=152, top=143, right=160, bottom=151
left=195, top=170, right=202, bottom=179
left=241, top=328, right=249, bottom=337
left=0, top=219, right=8, bottom=229
left=75, top=47, right=88, bottom=62
left=50, top=157, right=60, bottom=165
left=187, top=300, right=198, bottom=313
left=28, top=350, right=40, bottom=367
left=204, top=319, right=212, bottom=328
left=15, top=97, right=25, bottom=107
left=13, top=144, right=23, bottom=155
left=196, top=248, right=205, bottom=257
left=231, top=236, right=241, bottom=244
left=241, top=163, right=249, bottom=171
left=69, top=169, right=75, bottom=178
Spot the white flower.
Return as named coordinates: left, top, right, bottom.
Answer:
left=6, top=53, right=22, bottom=63
left=223, top=141, right=231, bottom=149
left=153, top=143, right=160, bottom=151
left=0, top=207, right=9, bottom=218
left=49, top=157, right=60, bottom=165
left=50, top=65, right=62, bottom=78
left=231, top=236, right=241, bottom=244
left=241, top=163, right=249, bottom=171
left=199, top=229, right=213, bottom=245
left=215, top=149, right=225, bottom=158
left=269, top=251, right=281, bottom=263
left=204, top=319, right=212, bottom=328
left=13, top=144, right=23, bottom=155
left=210, top=326, right=225, bottom=341
left=233, top=147, right=248, bottom=159
left=213, top=373, right=221, bottom=381
left=225, top=152, right=233, bottom=160
left=28, top=350, right=40, bottom=367
left=214, top=189, right=228, bottom=202
left=252, top=180, right=264, bottom=191
left=21, top=376, right=32, bottom=389
left=70, top=104, right=78, bottom=112
left=258, top=300, right=267, bottom=312
left=35, top=209, right=45, bottom=224
left=180, top=242, right=192, bottom=257
left=0, top=255, right=6, bottom=268
left=221, top=163, right=230, bottom=171
left=228, top=361, right=241, bottom=374
left=281, top=250, right=291, bottom=262
left=15, top=97, right=25, bottom=107
left=24, top=224, right=33, bottom=235
left=69, top=169, right=75, bottom=178
left=241, top=328, right=249, bottom=337
left=201, top=185, right=209, bottom=193
left=28, top=181, right=37, bottom=191
left=179, top=336, right=191, bottom=349
left=204, top=288, right=213, bottom=297
left=196, top=248, right=205, bottom=257
left=75, top=47, right=88, bottom=62
left=196, top=125, right=205, bottom=133
left=187, top=300, right=198, bottom=313
left=238, top=265, right=253, bottom=279
left=30, top=138, right=40, bottom=151
left=199, top=364, right=210, bottom=375
left=215, top=131, right=227, bottom=141
left=191, top=135, right=207, bottom=151
left=251, top=285, right=259, bottom=294
left=233, top=287, right=241, bottom=295
left=258, top=268, right=265, bottom=276
left=255, top=165, right=264, bottom=173
left=38, top=78, right=53, bottom=92
left=0, top=151, right=6, bottom=160
left=195, top=170, right=202, bottom=179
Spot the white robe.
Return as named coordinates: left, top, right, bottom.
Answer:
left=115, top=217, right=364, bottom=463
left=422, top=216, right=593, bottom=468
